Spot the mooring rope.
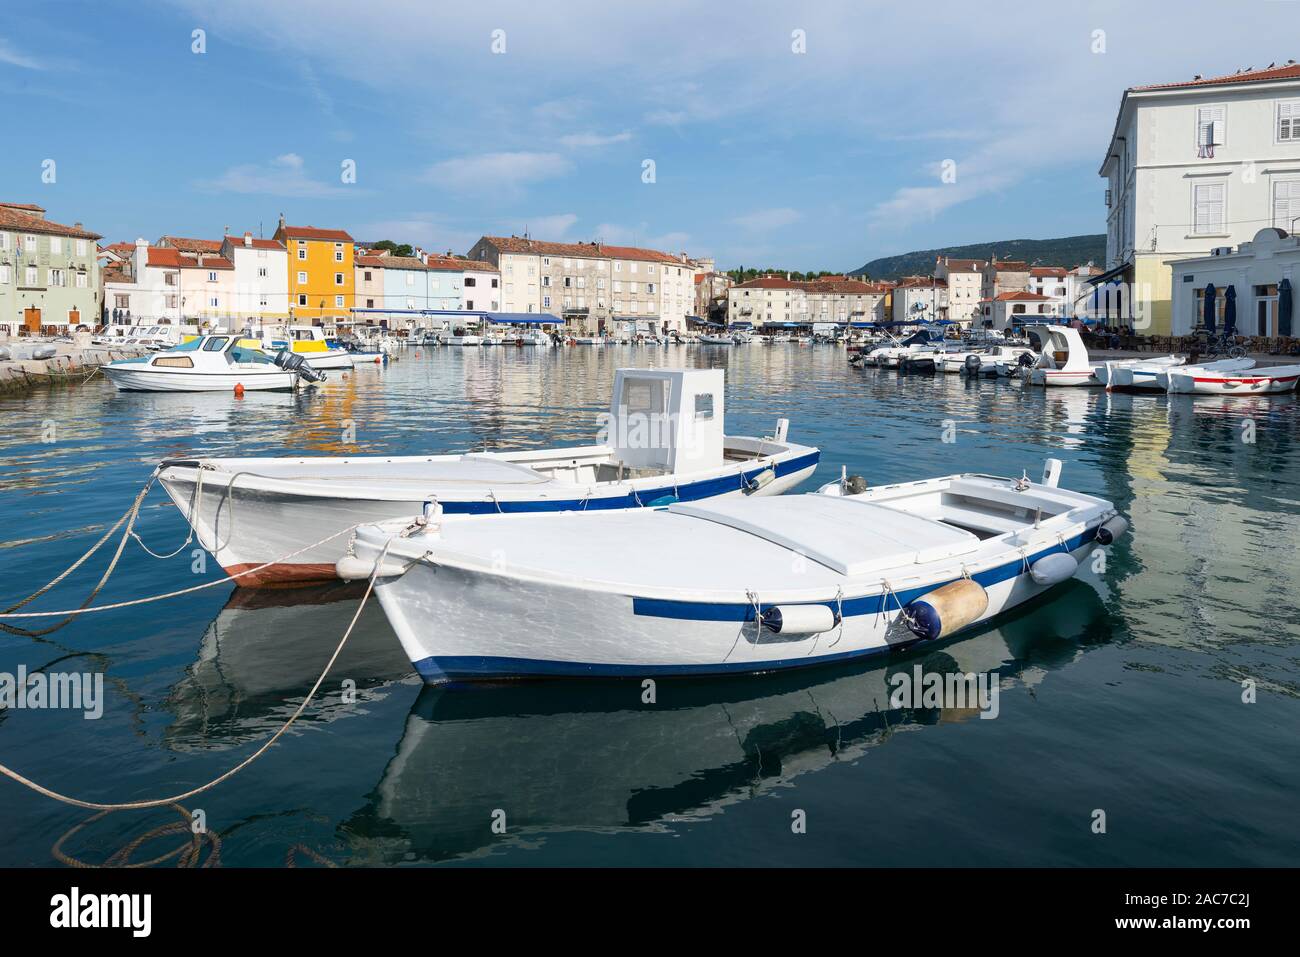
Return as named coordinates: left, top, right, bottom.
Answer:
left=0, top=538, right=394, bottom=811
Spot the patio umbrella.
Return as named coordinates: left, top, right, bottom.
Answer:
left=1280, top=278, right=1294, bottom=337
left=1223, top=285, right=1237, bottom=336
left=1202, top=283, right=1217, bottom=334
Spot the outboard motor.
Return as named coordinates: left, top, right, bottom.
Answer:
left=964, top=354, right=981, bottom=374
left=274, top=348, right=326, bottom=383
left=1017, top=351, right=1035, bottom=368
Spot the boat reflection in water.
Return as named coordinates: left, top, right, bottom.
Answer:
left=163, top=582, right=415, bottom=751
left=339, top=579, right=1112, bottom=865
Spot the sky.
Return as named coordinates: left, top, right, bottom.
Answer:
left=0, top=0, right=1293, bottom=271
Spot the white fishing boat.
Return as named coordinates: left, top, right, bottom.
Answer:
left=344, top=458, right=1125, bottom=683
left=259, top=325, right=355, bottom=370
left=437, top=327, right=483, bottom=346
left=1153, top=357, right=1255, bottom=391
left=698, top=334, right=735, bottom=345
left=1102, top=355, right=1186, bottom=391
left=1026, top=325, right=1101, bottom=387
left=102, top=334, right=324, bottom=392
left=158, top=369, right=820, bottom=585
left=574, top=336, right=606, bottom=346
left=1165, top=363, right=1300, bottom=395
left=863, top=329, right=944, bottom=368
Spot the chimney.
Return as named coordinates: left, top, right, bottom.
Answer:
left=244, top=232, right=253, bottom=247
left=278, top=213, right=286, bottom=231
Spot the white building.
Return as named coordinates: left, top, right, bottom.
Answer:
left=979, top=291, right=1059, bottom=331
left=1100, top=61, right=1300, bottom=336
left=727, top=276, right=805, bottom=326
left=221, top=232, right=289, bottom=328
left=891, top=277, right=948, bottom=324
left=935, top=257, right=986, bottom=324
left=467, top=236, right=695, bottom=334
left=1167, top=226, right=1298, bottom=337
left=104, top=239, right=235, bottom=326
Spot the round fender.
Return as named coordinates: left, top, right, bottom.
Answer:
left=1095, top=515, right=1129, bottom=546
left=904, top=579, right=989, bottom=642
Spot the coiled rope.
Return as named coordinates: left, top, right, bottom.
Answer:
left=0, top=537, right=395, bottom=811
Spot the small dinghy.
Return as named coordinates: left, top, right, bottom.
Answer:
left=1153, top=357, right=1254, bottom=391
left=159, top=368, right=819, bottom=584
left=102, top=334, right=324, bottom=392
left=1103, top=355, right=1185, bottom=391
left=1166, top=363, right=1300, bottom=395
left=345, top=458, right=1125, bottom=683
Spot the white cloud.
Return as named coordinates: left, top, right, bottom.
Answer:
left=731, top=208, right=801, bottom=232
left=0, top=38, right=43, bottom=70
left=422, top=152, right=571, bottom=194
left=559, top=131, right=633, bottom=149
left=197, top=153, right=346, bottom=197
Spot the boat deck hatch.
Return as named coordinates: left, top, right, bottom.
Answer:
left=668, top=496, right=980, bottom=576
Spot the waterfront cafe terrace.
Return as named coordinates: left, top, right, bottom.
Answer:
left=1166, top=227, right=1299, bottom=350
left=349, top=308, right=563, bottom=335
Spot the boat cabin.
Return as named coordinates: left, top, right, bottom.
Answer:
left=606, top=368, right=726, bottom=476
left=1034, top=325, right=1090, bottom=372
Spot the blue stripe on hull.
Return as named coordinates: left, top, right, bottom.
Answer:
left=410, top=528, right=1097, bottom=682
left=436, top=450, right=820, bottom=515
left=633, top=528, right=1096, bottom=621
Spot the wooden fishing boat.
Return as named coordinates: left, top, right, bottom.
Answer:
left=344, top=459, right=1125, bottom=683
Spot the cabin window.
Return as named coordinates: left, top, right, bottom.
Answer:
left=202, top=337, right=230, bottom=351
left=152, top=355, right=194, bottom=368
left=621, top=378, right=668, bottom=420
left=694, top=393, right=715, bottom=420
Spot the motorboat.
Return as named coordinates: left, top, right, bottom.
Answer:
left=698, top=334, right=735, bottom=345
left=574, top=336, right=606, bottom=346
left=863, top=329, right=944, bottom=368
left=437, top=327, right=483, bottom=346
left=259, top=325, right=355, bottom=370
left=344, top=458, right=1126, bottom=683
left=1153, top=357, right=1254, bottom=391
left=1103, top=356, right=1186, bottom=391
left=102, top=333, right=324, bottom=392
left=1166, top=363, right=1300, bottom=395
left=157, top=368, right=821, bottom=584
left=935, top=345, right=1037, bottom=376
left=1026, top=325, right=1101, bottom=387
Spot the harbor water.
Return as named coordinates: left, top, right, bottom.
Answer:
left=1, top=344, right=1298, bottom=866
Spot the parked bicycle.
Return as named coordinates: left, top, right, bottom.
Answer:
left=1203, top=333, right=1247, bottom=360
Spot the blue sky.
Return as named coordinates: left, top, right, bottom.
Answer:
left=0, top=0, right=1289, bottom=270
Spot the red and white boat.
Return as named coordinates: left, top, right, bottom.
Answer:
left=1166, top=363, right=1300, bottom=395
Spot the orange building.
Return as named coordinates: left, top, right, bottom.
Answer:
left=272, top=218, right=354, bottom=324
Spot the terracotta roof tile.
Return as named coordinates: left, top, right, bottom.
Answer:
left=158, top=235, right=222, bottom=253
left=479, top=235, right=685, bottom=265
left=146, top=247, right=233, bottom=269
left=1133, top=62, right=1300, bottom=92
left=223, top=234, right=285, bottom=251
left=0, top=205, right=101, bottom=240
left=276, top=224, right=354, bottom=242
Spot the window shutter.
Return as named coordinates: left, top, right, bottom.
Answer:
left=1195, top=182, right=1225, bottom=234
left=1197, top=106, right=1226, bottom=146
left=1276, top=180, right=1300, bottom=228
left=1280, top=101, right=1297, bottom=141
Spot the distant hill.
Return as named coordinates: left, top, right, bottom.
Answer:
left=850, top=235, right=1106, bottom=281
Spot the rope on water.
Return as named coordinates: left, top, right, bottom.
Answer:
left=0, top=537, right=395, bottom=811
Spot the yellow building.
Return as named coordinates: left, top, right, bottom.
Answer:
left=272, top=218, right=355, bottom=324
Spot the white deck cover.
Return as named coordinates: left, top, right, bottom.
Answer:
left=668, top=496, right=979, bottom=575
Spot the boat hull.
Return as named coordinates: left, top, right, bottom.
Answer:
left=1028, top=369, right=1098, bottom=387
left=103, top=366, right=299, bottom=392
left=375, top=534, right=1098, bottom=683
left=1167, top=370, right=1300, bottom=394
left=159, top=450, right=820, bottom=585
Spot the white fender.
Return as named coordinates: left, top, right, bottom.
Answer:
left=761, top=604, right=837, bottom=635
left=1030, top=551, right=1078, bottom=585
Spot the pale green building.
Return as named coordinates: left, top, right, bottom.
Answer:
left=0, top=201, right=102, bottom=336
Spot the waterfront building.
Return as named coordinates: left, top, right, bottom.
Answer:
left=1100, top=62, right=1300, bottom=336
left=467, top=236, right=695, bottom=335
left=979, top=258, right=1031, bottom=303
left=979, top=290, right=1059, bottom=330
left=727, top=275, right=805, bottom=327
left=425, top=254, right=500, bottom=312
left=0, top=201, right=101, bottom=336
left=104, top=239, right=236, bottom=327
left=272, top=218, right=355, bottom=325
left=803, top=278, right=890, bottom=325
left=1167, top=226, right=1300, bottom=336
left=891, top=276, right=948, bottom=324
left=221, top=232, right=289, bottom=329
left=694, top=270, right=734, bottom=321
left=935, top=257, right=987, bottom=324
